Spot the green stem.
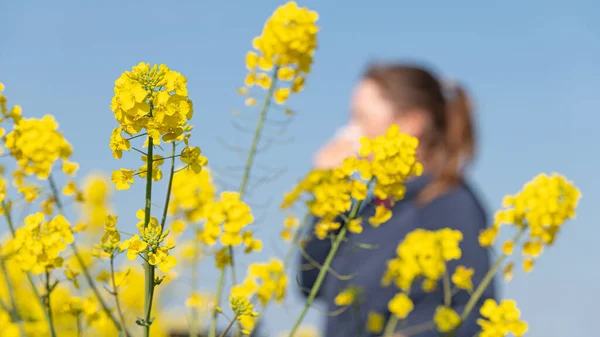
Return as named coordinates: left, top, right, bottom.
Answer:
left=2, top=201, right=55, bottom=335
left=157, top=153, right=181, bottom=163
left=459, top=228, right=525, bottom=321
left=210, top=69, right=280, bottom=336
left=0, top=259, right=25, bottom=336
left=45, top=270, right=58, bottom=337
left=238, top=68, right=278, bottom=199
left=443, top=268, right=452, bottom=307
left=383, top=315, right=399, bottom=337
left=1, top=259, right=20, bottom=320
left=246, top=214, right=309, bottom=336
left=218, top=315, right=238, bottom=337
left=453, top=228, right=527, bottom=337
left=73, top=242, right=126, bottom=333
left=287, top=200, right=364, bottom=337
left=143, top=137, right=155, bottom=337
left=2, top=202, right=16, bottom=236
left=48, top=175, right=127, bottom=336
left=110, top=255, right=129, bottom=336
left=246, top=213, right=312, bottom=336
left=127, top=133, right=148, bottom=141
left=160, top=142, right=177, bottom=231
left=397, top=321, right=436, bottom=336
left=209, top=268, right=226, bottom=337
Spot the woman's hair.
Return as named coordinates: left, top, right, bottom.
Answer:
left=363, top=63, right=476, bottom=204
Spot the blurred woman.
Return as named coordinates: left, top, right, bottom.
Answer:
left=300, top=63, right=494, bottom=337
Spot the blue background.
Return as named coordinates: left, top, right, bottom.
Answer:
left=2, top=1, right=598, bottom=336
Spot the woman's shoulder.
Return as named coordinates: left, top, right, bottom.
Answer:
left=418, top=180, right=489, bottom=230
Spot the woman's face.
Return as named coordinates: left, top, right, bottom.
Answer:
left=350, top=79, right=427, bottom=140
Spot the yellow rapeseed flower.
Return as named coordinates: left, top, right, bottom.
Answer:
left=388, top=292, right=413, bottom=319
left=169, top=168, right=216, bottom=223
left=201, top=191, right=254, bottom=247
left=110, top=62, right=193, bottom=144
left=0, top=308, right=21, bottom=336
left=434, top=306, right=461, bottom=333
left=366, top=311, right=385, bottom=334
left=242, top=1, right=319, bottom=107
left=237, top=258, right=288, bottom=306
left=382, top=228, right=462, bottom=292
left=81, top=174, right=113, bottom=229
left=347, top=218, right=363, bottom=234
left=111, top=168, right=135, bottom=190
left=369, top=205, right=392, bottom=227
left=5, top=213, right=74, bottom=274
left=4, top=115, right=74, bottom=179
left=452, top=265, right=474, bottom=291
left=119, top=234, right=148, bottom=260
left=334, top=286, right=360, bottom=306
left=477, top=299, right=528, bottom=337
left=282, top=124, right=421, bottom=240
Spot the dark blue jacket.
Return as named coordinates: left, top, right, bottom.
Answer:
left=298, top=174, right=495, bottom=337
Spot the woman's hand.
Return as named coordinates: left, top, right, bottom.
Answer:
left=313, top=123, right=363, bottom=170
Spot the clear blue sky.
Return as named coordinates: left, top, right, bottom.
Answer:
left=2, top=0, right=599, bottom=336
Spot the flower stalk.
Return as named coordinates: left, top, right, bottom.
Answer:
left=209, top=68, right=279, bottom=337
left=44, top=270, right=58, bottom=337
left=287, top=199, right=364, bottom=337
left=110, top=254, right=129, bottom=336
left=383, top=315, right=399, bottom=337
left=142, top=137, right=156, bottom=337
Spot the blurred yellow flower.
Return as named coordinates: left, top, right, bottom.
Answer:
left=434, top=306, right=461, bottom=333
left=388, top=293, right=413, bottom=319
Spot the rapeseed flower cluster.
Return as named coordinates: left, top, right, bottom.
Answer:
left=333, top=286, right=361, bottom=307
left=242, top=1, right=318, bottom=105
left=479, top=173, right=580, bottom=272
left=388, top=292, right=413, bottom=319
left=280, top=214, right=299, bottom=242
left=109, top=65, right=207, bottom=191
left=93, top=215, right=121, bottom=258
left=248, top=259, right=287, bottom=306
left=229, top=295, right=259, bottom=334
left=281, top=165, right=367, bottom=239
left=382, top=228, right=462, bottom=293
left=119, top=210, right=177, bottom=273
left=282, top=124, right=421, bottom=239
left=4, top=115, right=75, bottom=180
left=110, top=62, right=193, bottom=146
left=477, top=299, right=528, bottom=337
left=169, top=168, right=216, bottom=223
left=5, top=213, right=73, bottom=274
left=433, top=306, right=461, bottom=333
left=228, top=259, right=286, bottom=334
left=358, top=124, right=423, bottom=201
left=80, top=175, right=112, bottom=229
left=0, top=82, right=22, bottom=124
left=199, top=192, right=260, bottom=251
